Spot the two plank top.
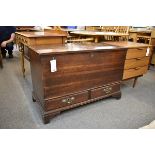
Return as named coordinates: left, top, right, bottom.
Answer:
left=29, top=42, right=127, bottom=55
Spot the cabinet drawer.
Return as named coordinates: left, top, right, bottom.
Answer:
left=126, top=48, right=148, bottom=59
left=44, top=91, right=89, bottom=111
left=124, top=57, right=149, bottom=69
left=123, top=66, right=148, bottom=80
left=91, top=83, right=120, bottom=99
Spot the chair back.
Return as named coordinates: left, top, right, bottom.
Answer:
left=101, top=26, right=117, bottom=32
left=115, top=26, right=129, bottom=40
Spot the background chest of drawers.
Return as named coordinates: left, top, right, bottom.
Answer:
left=29, top=43, right=127, bottom=124
left=106, top=41, right=151, bottom=87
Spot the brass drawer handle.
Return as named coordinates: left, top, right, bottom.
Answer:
left=103, top=87, right=112, bottom=94
left=62, top=97, right=75, bottom=104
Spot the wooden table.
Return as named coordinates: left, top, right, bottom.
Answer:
left=129, top=29, right=152, bottom=42
left=70, top=31, right=129, bottom=42
left=105, top=41, right=151, bottom=87
left=15, top=31, right=68, bottom=77
left=29, top=43, right=127, bottom=123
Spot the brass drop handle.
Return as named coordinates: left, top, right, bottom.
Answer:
left=103, top=87, right=112, bottom=94
left=62, top=97, right=75, bottom=104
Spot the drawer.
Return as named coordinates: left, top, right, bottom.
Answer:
left=123, top=66, right=148, bottom=80
left=91, top=83, right=120, bottom=99
left=44, top=91, right=89, bottom=111
left=124, top=57, right=149, bottom=69
left=126, top=48, right=149, bottom=59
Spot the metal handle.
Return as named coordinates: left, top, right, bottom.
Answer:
left=103, top=86, right=112, bottom=94
left=62, top=97, right=75, bottom=104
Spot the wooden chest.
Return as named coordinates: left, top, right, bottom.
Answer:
left=29, top=43, right=127, bottom=123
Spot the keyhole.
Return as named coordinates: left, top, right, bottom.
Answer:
left=90, top=53, right=94, bottom=58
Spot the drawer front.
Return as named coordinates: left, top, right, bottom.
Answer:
left=91, top=83, right=120, bottom=99
left=126, top=48, right=148, bottom=59
left=124, top=57, right=149, bottom=69
left=123, top=66, right=148, bottom=80
left=45, top=91, right=89, bottom=111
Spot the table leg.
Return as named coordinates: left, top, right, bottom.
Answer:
left=133, top=77, right=138, bottom=88
left=19, top=43, right=25, bottom=77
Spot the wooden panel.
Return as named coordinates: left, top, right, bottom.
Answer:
left=126, top=48, right=148, bottom=59
left=91, top=83, right=120, bottom=99
left=29, top=49, right=44, bottom=104
left=124, top=57, right=149, bottom=69
left=41, top=50, right=126, bottom=98
left=123, top=66, right=148, bottom=79
left=45, top=91, right=89, bottom=111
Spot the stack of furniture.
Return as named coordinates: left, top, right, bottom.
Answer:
left=129, top=28, right=155, bottom=66
left=129, top=27, right=152, bottom=43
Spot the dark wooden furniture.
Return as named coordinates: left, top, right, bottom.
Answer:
left=105, top=41, right=151, bottom=87
left=15, top=31, right=68, bottom=77
left=29, top=43, right=127, bottom=124
left=0, top=49, right=3, bottom=68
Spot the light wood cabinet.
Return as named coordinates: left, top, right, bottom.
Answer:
left=105, top=41, right=150, bottom=87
